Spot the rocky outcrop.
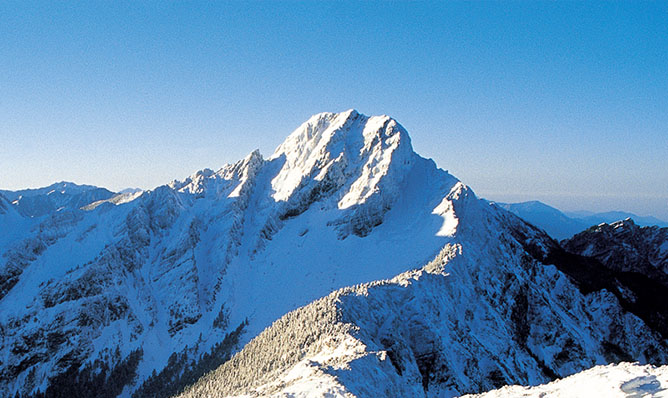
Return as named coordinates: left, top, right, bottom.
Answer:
left=563, top=219, right=668, bottom=277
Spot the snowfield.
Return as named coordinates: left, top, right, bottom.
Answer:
left=464, top=362, right=668, bottom=398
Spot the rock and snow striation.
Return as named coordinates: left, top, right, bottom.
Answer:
left=2, top=110, right=668, bottom=398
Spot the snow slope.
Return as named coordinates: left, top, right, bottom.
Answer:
left=0, top=192, right=21, bottom=224
left=464, top=362, right=668, bottom=398
left=0, top=193, right=30, bottom=247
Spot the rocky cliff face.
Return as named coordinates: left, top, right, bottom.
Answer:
left=563, top=218, right=668, bottom=277
left=559, top=219, right=668, bottom=346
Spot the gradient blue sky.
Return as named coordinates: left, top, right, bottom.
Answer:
left=1, top=1, right=667, bottom=218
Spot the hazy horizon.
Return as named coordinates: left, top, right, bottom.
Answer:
left=2, top=2, right=666, bottom=219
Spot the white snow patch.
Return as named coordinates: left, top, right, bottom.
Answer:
left=465, top=363, right=668, bottom=398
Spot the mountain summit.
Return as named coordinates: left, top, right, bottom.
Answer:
left=270, top=110, right=415, bottom=208
left=1, top=111, right=666, bottom=398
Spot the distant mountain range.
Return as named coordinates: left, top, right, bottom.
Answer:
left=565, top=210, right=668, bottom=229
left=495, top=200, right=668, bottom=240
left=0, top=182, right=115, bottom=218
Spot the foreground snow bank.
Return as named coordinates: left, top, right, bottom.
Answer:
left=465, top=362, right=668, bottom=398
left=222, top=363, right=668, bottom=398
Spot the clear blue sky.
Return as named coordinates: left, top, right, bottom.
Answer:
left=1, top=1, right=667, bottom=219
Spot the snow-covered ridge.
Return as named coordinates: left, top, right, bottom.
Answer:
left=169, top=149, right=264, bottom=198
left=176, top=184, right=668, bottom=397
left=270, top=110, right=414, bottom=208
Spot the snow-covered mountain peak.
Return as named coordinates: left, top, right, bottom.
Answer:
left=221, top=149, right=264, bottom=181
left=169, top=149, right=264, bottom=196
left=270, top=110, right=362, bottom=162
left=271, top=110, right=413, bottom=169
left=268, top=109, right=416, bottom=219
